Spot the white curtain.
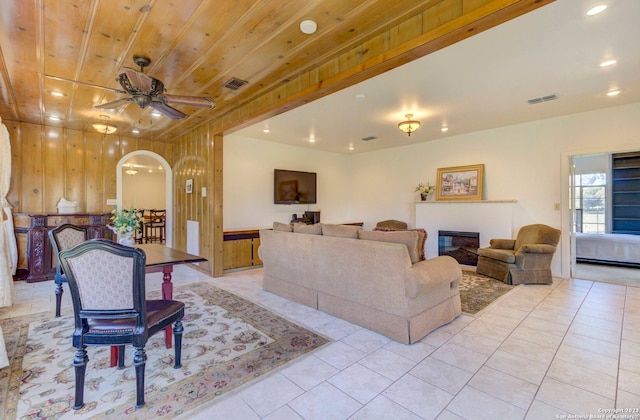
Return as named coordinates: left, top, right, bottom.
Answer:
left=0, top=117, right=15, bottom=367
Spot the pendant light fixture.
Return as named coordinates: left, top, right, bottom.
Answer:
left=398, top=114, right=421, bottom=136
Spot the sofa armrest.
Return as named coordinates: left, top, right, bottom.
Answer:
left=517, top=244, right=556, bottom=254
left=405, top=255, right=462, bottom=298
left=489, top=239, right=516, bottom=250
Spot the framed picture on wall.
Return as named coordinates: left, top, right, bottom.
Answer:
left=186, top=178, right=193, bottom=194
left=436, top=164, right=484, bottom=201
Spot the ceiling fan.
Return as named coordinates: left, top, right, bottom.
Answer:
left=45, top=55, right=215, bottom=120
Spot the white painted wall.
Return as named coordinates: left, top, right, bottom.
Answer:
left=223, top=136, right=353, bottom=229
left=122, top=171, right=166, bottom=210
left=224, top=102, right=640, bottom=278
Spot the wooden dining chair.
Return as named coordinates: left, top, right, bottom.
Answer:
left=58, top=239, right=185, bottom=409
left=48, top=224, right=89, bottom=317
left=145, top=209, right=166, bottom=243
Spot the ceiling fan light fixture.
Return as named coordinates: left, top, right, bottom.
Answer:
left=398, top=114, right=421, bottom=136
left=92, top=122, right=117, bottom=134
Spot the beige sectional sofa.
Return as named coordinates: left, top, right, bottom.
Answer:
left=258, top=224, right=462, bottom=344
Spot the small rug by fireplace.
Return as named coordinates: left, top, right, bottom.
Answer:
left=460, top=270, right=517, bottom=315
left=0, top=282, right=328, bottom=419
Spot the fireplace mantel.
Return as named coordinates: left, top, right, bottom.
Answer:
left=415, top=200, right=517, bottom=260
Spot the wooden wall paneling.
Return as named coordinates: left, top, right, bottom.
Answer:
left=84, top=131, right=106, bottom=213
left=44, top=126, right=65, bottom=213
left=5, top=121, right=22, bottom=212
left=213, top=133, right=223, bottom=277
left=65, top=129, right=86, bottom=209
left=20, top=123, right=44, bottom=213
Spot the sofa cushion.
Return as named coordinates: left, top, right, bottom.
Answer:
left=476, top=247, right=516, bottom=263
left=358, top=230, right=420, bottom=263
left=293, top=223, right=322, bottom=235
left=273, top=221, right=293, bottom=232
left=322, top=223, right=362, bottom=238
left=374, top=227, right=427, bottom=261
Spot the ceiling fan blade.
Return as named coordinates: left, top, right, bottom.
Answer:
left=163, top=94, right=216, bottom=109
left=44, top=74, right=127, bottom=94
left=95, top=98, right=133, bottom=109
left=150, top=101, right=188, bottom=120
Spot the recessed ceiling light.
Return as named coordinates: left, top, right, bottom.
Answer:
left=51, top=91, right=65, bottom=97
left=586, top=5, right=607, bottom=16
left=300, top=20, right=317, bottom=34
left=354, top=93, right=366, bottom=101
left=607, top=89, right=620, bottom=96
left=309, top=137, right=316, bottom=143
left=263, top=128, right=270, bottom=133
left=441, top=126, right=449, bottom=133
left=131, top=128, right=140, bottom=134
left=49, top=115, right=61, bottom=121
left=348, top=145, right=354, bottom=151
left=600, top=59, right=617, bottom=67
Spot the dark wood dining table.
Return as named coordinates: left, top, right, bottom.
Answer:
left=109, top=243, right=206, bottom=367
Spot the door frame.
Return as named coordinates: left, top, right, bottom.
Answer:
left=116, top=151, right=173, bottom=247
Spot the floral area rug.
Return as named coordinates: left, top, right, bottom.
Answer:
left=0, top=282, right=328, bottom=419
left=459, top=270, right=517, bottom=314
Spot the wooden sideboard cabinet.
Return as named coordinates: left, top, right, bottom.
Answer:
left=223, top=229, right=263, bottom=271
left=13, top=213, right=113, bottom=283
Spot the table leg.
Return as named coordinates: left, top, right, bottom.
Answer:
left=162, top=266, right=174, bottom=348
left=110, top=346, right=118, bottom=368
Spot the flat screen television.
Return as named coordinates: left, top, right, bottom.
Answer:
left=274, top=169, right=317, bottom=204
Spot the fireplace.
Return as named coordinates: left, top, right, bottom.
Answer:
left=438, top=230, right=480, bottom=266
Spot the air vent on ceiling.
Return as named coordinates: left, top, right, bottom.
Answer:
left=361, top=136, right=377, bottom=141
left=222, top=77, right=248, bottom=90
left=528, top=94, right=558, bottom=105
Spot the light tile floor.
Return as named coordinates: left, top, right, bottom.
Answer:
left=2, top=264, right=640, bottom=419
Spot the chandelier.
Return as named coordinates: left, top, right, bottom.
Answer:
left=398, top=114, right=421, bottom=136
left=125, top=166, right=138, bottom=176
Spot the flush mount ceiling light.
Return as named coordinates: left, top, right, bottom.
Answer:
left=586, top=4, right=607, bottom=16
left=398, top=114, right=421, bottom=136
left=91, top=122, right=117, bottom=134
left=125, top=166, right=138, bottom=176
left=300, top=19, right=317, bottom=34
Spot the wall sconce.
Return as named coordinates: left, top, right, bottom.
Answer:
left=92, top=122, right=117, bottom=134
left=125, top=166, right=138, bottom=176
left=398, top=114, right=421, bottom=136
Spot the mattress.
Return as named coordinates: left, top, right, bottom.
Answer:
left=575, top=233, right=640, bottom=264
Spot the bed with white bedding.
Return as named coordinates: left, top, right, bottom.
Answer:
left=576, top=232, right=640, bottom=267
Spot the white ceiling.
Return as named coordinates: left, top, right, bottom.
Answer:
left=233, top=0, right=640, bottom=154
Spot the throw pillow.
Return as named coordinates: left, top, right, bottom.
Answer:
left=293, top=223, right=322, bottom=235
left=374, top=227, right=427, bottom=261
left=358, top=230, right=420, bottom=263
left=322, top=223, right=362, bottom=238
left=273, top=221, right=293, bottom=232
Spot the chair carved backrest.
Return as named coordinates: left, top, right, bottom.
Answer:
left=59, top=239, right=147, bottom=342
left=514, top=224, right=561, bottom=250
left=149, top=209, right=166, bottom=224
left=49, top=224, right=90, bottom=278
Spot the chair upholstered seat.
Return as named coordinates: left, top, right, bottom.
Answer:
left=476, top=224, right=561, bottom=285
left=476, top=248, right=516, bottom=264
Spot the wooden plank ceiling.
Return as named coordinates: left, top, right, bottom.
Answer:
left=0, top=0, right=552, bottom=142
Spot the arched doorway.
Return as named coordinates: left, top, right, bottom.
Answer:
left=116, top=151, right=173, bottom=247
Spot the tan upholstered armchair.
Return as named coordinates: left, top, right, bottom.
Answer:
left=476, top=224, right=561, bottom=285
